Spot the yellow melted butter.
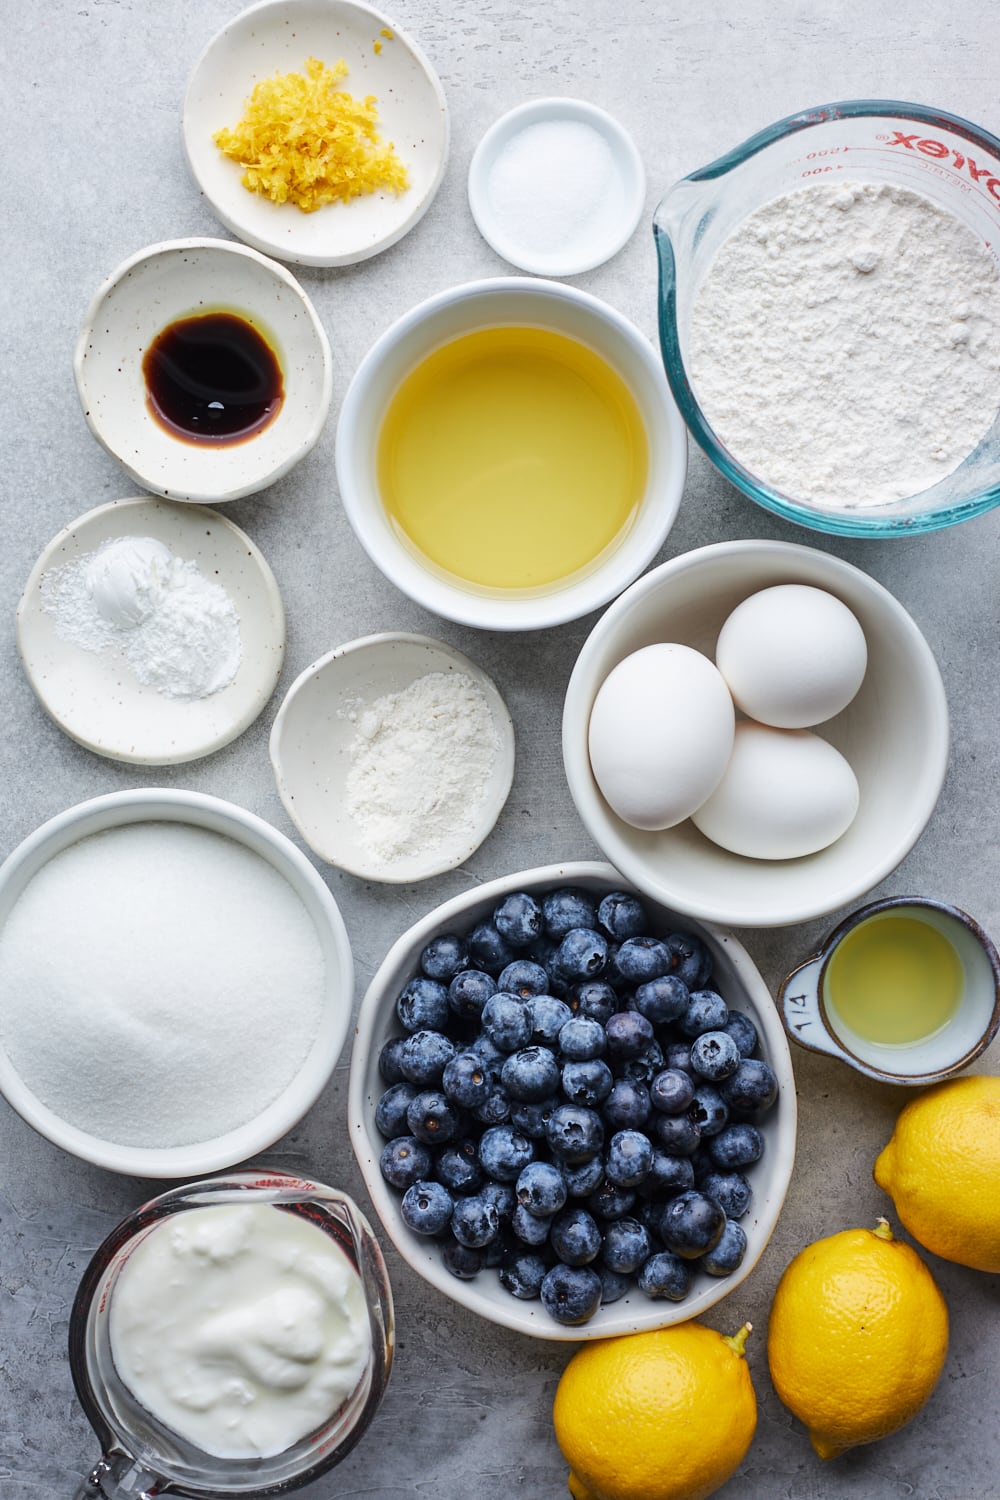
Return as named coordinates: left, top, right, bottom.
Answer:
left=824, top=912, right=963, bottom=1047
left=376, top=326, right=648, bottom=593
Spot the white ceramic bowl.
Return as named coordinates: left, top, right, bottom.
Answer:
left=270, top=633, right=515, bottom=881
left=73, top=239, right=333, bottom=502
left=348, top=861, right=797, bottom=1341
left=183, top=0, right=449, bottom=267
left=17, top=497, right=285, bottom=765
left=335, top=277, right=687, bottom=630
left=468, top=98, right=646, bottom=277
left=563, top=541, right=950, bottom=928
left=0, top=790, right=354, bottom=1177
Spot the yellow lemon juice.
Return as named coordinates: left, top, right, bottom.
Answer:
left=824, top=912, right=962, bottom=1046
left=376, top=326, right=648, bottom=592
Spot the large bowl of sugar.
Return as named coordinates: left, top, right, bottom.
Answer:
left=0, top=790, right=353, bottom=1176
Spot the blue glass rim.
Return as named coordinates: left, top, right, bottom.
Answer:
left=655, top=98, right=1000, bottom=538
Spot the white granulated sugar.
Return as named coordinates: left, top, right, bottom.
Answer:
left=0, top=823, right=325, bottom=1148
left=689, top=181, right=1000, bottom=509
left=486, top=119, right=624, bottom=258
left=345, top=670, right=501, bottom=865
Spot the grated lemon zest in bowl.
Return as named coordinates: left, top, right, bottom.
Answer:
left=213, top=56, right=410, bottom=213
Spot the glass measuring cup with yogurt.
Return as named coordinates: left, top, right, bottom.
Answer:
left=69, top=1171, right=393, bottom=1498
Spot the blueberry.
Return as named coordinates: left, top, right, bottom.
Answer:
left=406, top=1090, right=461, bottom=1145
left=543, top=887, right=597, bottom=940
left=702, top=1219, right=748, bottom=1277
left=499, top=1250, right=549, bottom=1299
left=375, top=1081, right=418, bottom=1138
left=602, top=1079, right=651, bottom=1131
left=380, top=1135, right=432, bottom=1190
left=378, top=1036, right=408, bottom=1085
left=516, top=1160, right=568, bottom=1217
left=562, top=1154, right=606, bottom=1197
left=586, top=1179, right=636, bottom=1221
left=552, top=928, right=608, bottom=983
left=615, top=936, right=673, bottom=985
left=722, top=1009, right=759, bottom=1058
left=561, top=1058, right=614, bottom=1108
left=448, top=968, right=497, bottom=1022
left=679, top=988, right=729, bottom=1037
left=442, top=1240, right=484, bottom=1279
left=700, top=1171, right=752, bottom=1220
left=420, top=933, right=470, bottom=982
left=509, top=1096, right=561, bottom=1139
left=540, top=1264, right=603, bottom=1325
left=480, top=1180, right=517, bottom=1221
left=400, top=1029, right=456, bottom=1087
left=636, top=1149, right=696, bottom=1198
left=473, top=1088, right=512, bottom=1126
left=605, top=1010, right=654, bottom=1061
left=557, top=1015, right=607, bottom=1061
left=481, top=993, right=532, bottom=1053
left=662, top=1040, right=694, bottom=1075
left=601, top=1216, right=651, bottom=1275
left=707, top=1122, right=764, bottom=1170
left=650, top=1111, right=701, bottom=1156
left=527, top=994, right=573, bottom=1043
left=550, top=1207, right=602, bottom=1265
left=633, top=975, right=689, bottom=1025
left=649, top=1068, right=696, bottom=1115
left=545, top=1104, right=605, bottom=1163
left=467, top=1033, right=505, bottom=1078
left=395, top=975, right=451, bottom=1034
left=663, top=931, right=713, bottom=989
left=605, top=1129, right=653, bottom=1188
left=401, top=1180, right=454, bottom=1235
left=451, top=1193, right=501, bottom=1248
left=494, top=892, right=544, bottom=948
left=511, top=1201, right=552, bottom=1246
left=497, top=959, right=550, bottom=1000
left=569, top=980, right=618, bottom=1026
left=441, top=1051, right=491, bottom=1109
left=637, top=1250, right=693, bottom=1301
left=615, top=1040, right=665, bottom=1087
left=659, top=1189, right=727, bottom=1259
left=501, top=1045, right=561, bottom=1102
left=467, top=919, right=516, bottom=976
left=688, top=1084, right=729, bottom=1137
left=435, top=1138, right=484, bottom=1193
left=689, top=1030, right=741, bottom=1082
left=478, top=1124, right=536, bottom=1182
left=718, top=1058, right=778, bottom=1115
left=598, top=1267, right=630, bottom=1304
left=596, top=891, right=648, bottom=941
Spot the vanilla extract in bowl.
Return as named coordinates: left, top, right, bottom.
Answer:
left=142, top=310, right=284, bottom=445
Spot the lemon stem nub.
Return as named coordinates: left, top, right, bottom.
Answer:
left=873, top=1217, right=894, bottom=1241
left=722, top=1321, right=753, bottom=1357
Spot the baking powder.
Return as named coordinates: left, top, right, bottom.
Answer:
left=345, top=671, right=501, bottom=865
left=689, top=181, right=1000, bottom=509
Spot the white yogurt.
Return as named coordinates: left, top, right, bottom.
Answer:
left=108, top=1203, right=372, bottom=1459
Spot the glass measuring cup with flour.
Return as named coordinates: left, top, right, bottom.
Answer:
left=69, top=1172, right=393, bottom=1499
left=655, top=100, right=1000, bottom=537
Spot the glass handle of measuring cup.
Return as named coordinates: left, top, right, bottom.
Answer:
left=71, top=1453, right=162, bottom=1500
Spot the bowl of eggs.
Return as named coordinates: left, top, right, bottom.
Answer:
left=562, top=540, right=949, bottom=928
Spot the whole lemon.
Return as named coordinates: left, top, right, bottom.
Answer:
left=767, top=1219, right=948, bottom=1460
left=874, top=1073, right=1000, bottom=1272
left=552, top=1321, right=756, bottom=1500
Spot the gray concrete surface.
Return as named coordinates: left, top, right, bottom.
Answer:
left=2, top=2, right=999, bottom=1496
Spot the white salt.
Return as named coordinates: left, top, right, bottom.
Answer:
left=485, top=119, right=626, bottom=261
left=0, top=823, right=326, bottom=1148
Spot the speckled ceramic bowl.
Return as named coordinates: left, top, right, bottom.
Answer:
left=73, top=238, right=332, bottom=502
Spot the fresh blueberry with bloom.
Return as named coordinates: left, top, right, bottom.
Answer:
left=604, top=1010, right=654, bottom=1061
left=598, top=1267, right=630, bottom=1304
left=552, top=927, right=608, bottom=984
left=722, top=1008, right=759, bottom=1058
left=405, top=1089, right=461, bottom=1145
left=615, top=1039, right=665, bottom=1086
left=497, top=959, right=550, bottom=1000
left=596, top=891, right=648, bottom=941
left=435, top=1138, right=484, bottom=1193
left=718, top=1057, right=779, bottom=1114
left=473, top=1088, right=512, bottom=1125
left=651, top=1110, right=701, bottom=1156
left=543, top=887, right=597, bottom=940
left=550, top=1206, right=602, bottom=1265
left=545, top=1104, right=605, bottom=1163
left=419, top=933, right=469, bottom=982
left=510, top=1096, right=561, bottom=1138
left=615, top=936, right=673, bottom=985
left=662, top=1040, right=694, bottom=1075
left=516, top=1160, right=568, bottom=1217
left=605, top=1128, right=654, bottom=1188
left=442, top=1240, right=485, bottom=1279
left=649, top=1067, right=696, bottom=1115
left=499, top=1250, right=549, bottom=1299
left=689, top=1029, right=741, bottom=1082
left=702, top=1218, right=748, bottom=1277
left=395, top=975, right=450, bottom=1034
left=659, top=1189, right=727, bottom=1259
left=401, top=1179, right=454, bottom=1236
left=467, top=919, right=516, bottom=976
left=480, top=1180, right=517, bottom=1220
left=568, top=979, right=618, bottom=1025
left=478, top=1124, right=536, bottom=1182
left=375, top=1081, right=418, bottom=1138
left=688, top=1084, right=729, bottom=1137
left=379, top=1136, right=432, bottom=1190
left=481, top=992, right=532, bottom=1053
left=540, top=1264, right=603, bottom=1325
left=451, top=1193, right=501, bottom=1248
left=378, top=1035, right=408, bottom=1085
left=632, top=974, right=689, bottom=1026
left=562, top=1154, right=606, bottom=1197
left=587, top=1178, right=637, bottom=1221
left=501, top=1045, right=561, bottom=1102
left=602, top=1216, right=652, bottom=1274
left=558, top=1014, right=607, bottom=1061
left=441, top=1051, right=491, bottom=1109
left=400, top=1028, right=456, bottom=1087
left=637, top=1250, right=693, bottom=1301
left=637, top=1149, right=696, bottom=1198
left=527, top=994, right=573, bottom=1044
left=663, top=931, right=713, bottom=989
left=602, top=1079, right=651, bottom=1131
left=707, top=1122, right=765, bottom=1170
left=493, top=891, right=544, bottom=948
left=699, top=1170, right=752, bottom=1219
left=511, top=1201, right=552, bottom=1246
left=447, top=968, right=497, bottom=1021
left=561, top=1058, right=614, bottom=1108
left=680, top=988, right=730, bottom=1038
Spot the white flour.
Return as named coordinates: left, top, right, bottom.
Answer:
left=689, top=181, right=1000, bottom=509
left=345, top=671, right=501, bottom=865
left=40, top=534, right=242, bottom=698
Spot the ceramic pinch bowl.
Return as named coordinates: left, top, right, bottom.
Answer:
left=73, top=238, right=332, bottom=503
left=269, top=633, right=516, bottom=882
left=779, top=896, right=1000, bottom=1085
left=183, top=0, right=449, bottom=268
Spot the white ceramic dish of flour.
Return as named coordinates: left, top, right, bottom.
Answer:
left=269, top=633, right=516, bottom=882
left=17, top=498, right=285, bottom=765
left=468, top=98, right=645, bottom=277
left=0, top=790, right=354, bottom=1177
left=74, top=239, right=332, bottom=502
left=183, top=0, right=449, bottom=268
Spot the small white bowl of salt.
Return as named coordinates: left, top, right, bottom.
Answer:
left=468, top=97, right=646, bottom=277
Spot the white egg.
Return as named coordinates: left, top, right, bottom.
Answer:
left=690, top=721, right=860, bottom=859
left=587, top=643, right=735, bottom=830
left=715, top=584, right=867, bottom=728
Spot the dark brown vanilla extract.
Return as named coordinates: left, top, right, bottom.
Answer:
left=142, top=311, right=284, bottom=445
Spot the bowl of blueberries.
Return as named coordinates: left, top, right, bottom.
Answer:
left=348, top=862, right=796, bottom=1340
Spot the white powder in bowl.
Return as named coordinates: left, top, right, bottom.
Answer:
left=0, top=823, right=326, bottom=1148
left=688, top=181, right=1000, bottom=509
